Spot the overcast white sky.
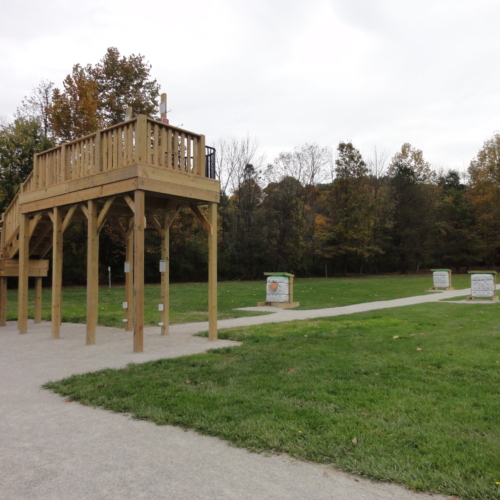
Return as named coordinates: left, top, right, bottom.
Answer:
left=1, top=0, right=499, bottom=172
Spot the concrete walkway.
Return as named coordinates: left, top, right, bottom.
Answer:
left=0, top=289, right=476, bottom=500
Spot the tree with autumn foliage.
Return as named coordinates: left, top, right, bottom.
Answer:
left=47, top=47, right=160, bottom=142
left=318, top=142, right=378, bottom=274
left=388, top=143, right=439, bottom=273
left=467, top=132, right=500, bottom=266
left=0, top=118, right=54, bottom=210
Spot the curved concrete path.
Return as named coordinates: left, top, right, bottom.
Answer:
left=0, top=288, right=476, bottom=500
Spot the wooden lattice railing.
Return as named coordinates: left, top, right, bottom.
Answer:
left=2, top=116, right=209, bottom=256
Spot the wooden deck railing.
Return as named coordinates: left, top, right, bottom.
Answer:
left=3, top=116, right=208, bottom=255
left=21, top=115, right=206, bottom=195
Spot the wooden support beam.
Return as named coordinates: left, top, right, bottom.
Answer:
left=112, top=217, right=127, bottom=238
left=62, top=204, right=78, bottom=233
left=133, top=190, right=145, bottom=352
left=51, top=207, right=63, bottom=338
left=148, top=212, right=164, bottom=237
left=123, top=194, right=135, bottom=214
left=208, top=202, right=218, bottom=340
left=80, top=203, right=89, bottom=220
left=97, top=197, right=116, bottom=232
left=34, top=277, right=42, bottom=323
left=160, top=208, right=179, bottom=335
left=18, top=213, right=30, bottom=334
left=190, top=204, right=212, bottom=234
left=28, top=213, right=43, bottom=238
left=86, top=200, right=99, bottom=345
left=125, top=217, right=134, bottom=331
left=0, top=278, right=7, bottom=327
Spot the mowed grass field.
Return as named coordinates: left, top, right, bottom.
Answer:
left=45, top=301, right=500, bottom=500
left=6, top=274, right=471, bottom=327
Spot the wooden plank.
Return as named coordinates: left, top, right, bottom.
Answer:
left=137, top=177, right=220, bottom=205
left=94, top=132, right=101, bottom=173
left=125, top=217, right=134, bottom=331
left=51, top=207, right=63, bottom=338
left=134, top=190, right=145, bottom=352
left=197, top=135, right=206, bottom=177
left=34, top=277, right=42, bottom=323
left=18, top=213, right=30, bottom=334
left=173, top=130, right=179, bottom=170
left=136, top=115, right=148, bottom=164
left=20, top=178, right=139, bottom=214
left=34, top=153, right=40, bottom=190
left=59, top=144, right=66, bottom=182
left=208, top=202, right=218, bottom=341
left=153, top=123, right=159, bottom=165
left=187, top=136, right=192, bottom=173
left=160, top=126, right=167, bottom=167
left=86, top=200, right=99, bottom=345
left=0, top=278, right=6, bottom=326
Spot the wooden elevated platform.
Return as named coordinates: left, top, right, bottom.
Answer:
left=0, top=108, right=220, bottom=352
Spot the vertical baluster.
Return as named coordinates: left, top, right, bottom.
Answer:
left=187, top=135, right=192, bottom=173
left=153, top=124, right=159, bottom=165
left=173, top=131, right=179, bottom=170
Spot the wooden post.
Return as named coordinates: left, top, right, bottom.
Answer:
left=134, top=190, right=145, bottom=352
left=34, top=277, right=42, bottom=323
left=136, top=115, right=149, bottom=164
left=198, top=135, right=206, bottom=177
left=86, top=200, right=99, bottom=345
left=94, top=132, right=101, bottom=174
left=208, top=202, right=217, bottom=341
left=160, top=216, right=170, bottom=335
left=0, top=278, right=7, bottom=327
left=18, top=213, right=30, bottom=334
left=125, top=217, right=134, bottom=331
left=160, top=93, right=167, bottom=121
left=51, top=207, right=63, bottom=339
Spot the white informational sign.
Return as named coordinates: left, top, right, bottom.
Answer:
left=471, top=274, right=495, bottom=298
left=433, top=271, right=450, bottom=288
left=266, top=276, right=289, bottom=303
left=124, top=261, right=130, bottom=273
left=159, top=260, right=167, bottom=273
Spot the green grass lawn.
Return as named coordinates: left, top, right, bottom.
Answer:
left=6, top=274, right=471, bottom=327
left=45, top=301, right=500, bottom=500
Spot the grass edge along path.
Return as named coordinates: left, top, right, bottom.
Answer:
left=45, top=301, right=500, bottom=500
left=6, top=274, right=471, bottom=328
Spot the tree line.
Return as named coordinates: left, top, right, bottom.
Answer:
left=0, top=48, right=499, bottom=283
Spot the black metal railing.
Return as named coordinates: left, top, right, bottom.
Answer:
left=205, top=146, right=216, bottom=179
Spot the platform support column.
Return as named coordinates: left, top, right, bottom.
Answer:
left=125, top=217, right=134, bottom=331
left=133, top=190, right=145, bottom=352
left=0, top=278, right=7, bottom=326
left=208, top=202, right=218, bottom=341
left=18, top=213, right=30, bottom=334
left=160, top=209, right=178, bottom=335
left=34, top=278, right=42, bottom=323
left=86, top=200, right=99, bottom=345
left=51, top=207, right=63, bottom=339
